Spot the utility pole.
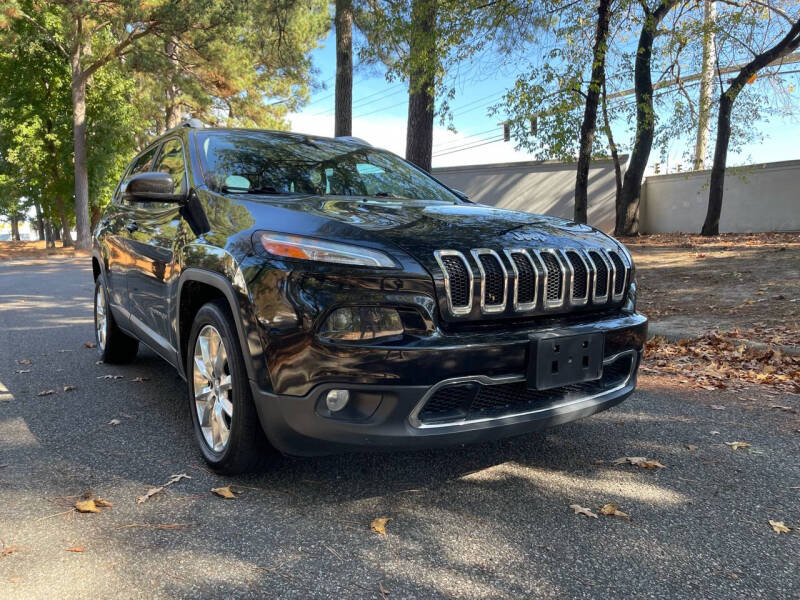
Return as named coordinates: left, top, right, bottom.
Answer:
left=694, top=0, right=716, bottom=170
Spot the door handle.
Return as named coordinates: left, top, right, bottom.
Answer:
left=125, top=221, right=139, bottom=233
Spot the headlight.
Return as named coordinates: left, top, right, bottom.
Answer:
left=320, top=307, right=404, bottom=341
left=257, top=231, right=397, bottom=268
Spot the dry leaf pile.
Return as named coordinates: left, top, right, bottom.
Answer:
left=644, top=333, right=800, bottom=394
left=613, top=456, right=666, bottom=469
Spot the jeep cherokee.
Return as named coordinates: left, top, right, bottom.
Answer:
left=92, top=120, right=647, bottom=473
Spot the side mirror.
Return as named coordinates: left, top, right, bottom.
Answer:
left=123, top=172, right=184, bottom=203
left=451, top=188, right=470, bottom=202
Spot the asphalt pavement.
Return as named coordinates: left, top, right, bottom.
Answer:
left=0, top=258, right=798, bottom=599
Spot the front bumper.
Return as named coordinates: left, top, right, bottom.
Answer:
left=250, top=312, right=647, bottom=455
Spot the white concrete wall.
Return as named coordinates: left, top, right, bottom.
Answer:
left=432, top=157, right=623, bottom=233
left=641, top=159, right=800, bottom=233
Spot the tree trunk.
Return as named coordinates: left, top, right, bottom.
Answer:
left=44, top=219, right=55, bottom=248
left=10, top=217, right=20, bottom=241
left=693, top=0, right=716, bottom=170
left=574, top=0, right=612, bottom=224
left=334, top=0, right=353, bottom=137
left=165, top=37, right=182, bottom=129
left=701, top=21, right=800, bottom=235
left=55, top=196, right=73, bottom=247
left=71, top=26, right=91, bottom=250
left=34, top=201, right=45, bottom=241
left=601, top=79, right=624, bottom=234
left=405, top=0, right=436, bottom=172
left=618, top=1, right=675, bottom=235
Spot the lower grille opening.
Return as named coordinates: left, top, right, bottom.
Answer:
left=416, top=353, right=635, bottom=425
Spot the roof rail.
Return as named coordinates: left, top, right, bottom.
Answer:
left=164, top=118, right=206, bottom=135
left=335, top=135, right=371, bottom=146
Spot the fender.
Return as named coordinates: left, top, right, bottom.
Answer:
left=175, top=267, right=272, bottom=391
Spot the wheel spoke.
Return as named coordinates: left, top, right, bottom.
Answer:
left=210, top=408, right=222, bottom=448
left=194, top=355, right=212, bottom=380
left=217, top=374, right=232, bottom=393
left=195, top=385, right=214, bottom=403
left=219, top=396, right=233, bottom=418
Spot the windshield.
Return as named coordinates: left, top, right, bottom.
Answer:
left=197, top=130, right=458, bottom=202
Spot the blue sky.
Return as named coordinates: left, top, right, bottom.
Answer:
left=290, top=30, right=800, bottom=172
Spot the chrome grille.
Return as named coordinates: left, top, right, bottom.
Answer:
left=435, top=246, right=629, bottom=318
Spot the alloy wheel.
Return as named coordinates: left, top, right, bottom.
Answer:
left=192, top=325, right=233, bottom=452
left=95, top=287, right=107, bottom=351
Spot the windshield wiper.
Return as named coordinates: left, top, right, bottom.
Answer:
left=222, top=185, right=294, bottom=195
left=369, top=191, right=404, bottom=198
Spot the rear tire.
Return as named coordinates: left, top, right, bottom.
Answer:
left=94, top=275, right=139, bottom=364
left=186, top=300, right=269, bottom=474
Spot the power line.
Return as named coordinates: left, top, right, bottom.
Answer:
left=432, top=135, right=505, bottom=158
left=432, top=127, right=499, bottom=151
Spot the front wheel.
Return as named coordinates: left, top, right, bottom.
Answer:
left=187, top=300, right=269, bottom=473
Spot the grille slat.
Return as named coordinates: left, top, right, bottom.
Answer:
left=539, top=252, right=564, bottom=303
left=418, top=353, right=635, bottom=424
left=479, top=253, right=505, bottom=306
left=608, top=251, right=626, bottom=296
left=440, top=255, right=471, bottom=308
left=511, top=252, right=536, bottom=306
left=588, top=251, right=609, bottom=299
left=566, top=251, right=588, bottom=300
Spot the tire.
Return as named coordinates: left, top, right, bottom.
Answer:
left=186, top=300, right=269, bottom=474
left=94, top=274, right=139, bottom=364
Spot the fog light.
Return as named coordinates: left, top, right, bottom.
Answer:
left=326, top=389, right=350, bottom=412
left=320, top=307, right=404, bottom=341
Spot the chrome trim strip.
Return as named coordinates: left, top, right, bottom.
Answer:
left=586, top=249, right=611, bottom=304
left=434, top=250, right=474, bottom=317
left=534, top=249, right=567, bottom=310
left=408, top=350, right=638, bottom=429
left=502, top=248, right=538, bottom=312
left=607, top=249, right=627, bottom=303
left=470, top=248, right=508, bottom=314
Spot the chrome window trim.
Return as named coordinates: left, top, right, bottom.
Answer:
left=502, top=248, right=538, bottom=312
left=470, top=248, right=508, bottom=314
left=563, top=248, right=590, bottom=307
left=433, top=250, right=474, bottom=317
left=408, top=350, right=638, bottom=429
left=607, top=249, right=628, bottom=302
left=534, top=249, right=567, bottom=310
left=586, top=249, right=611, bottom=304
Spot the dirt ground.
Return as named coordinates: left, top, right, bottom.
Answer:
left=0, top=241, right=89, bottom=261
left=624, top=233, right=800, bottom=347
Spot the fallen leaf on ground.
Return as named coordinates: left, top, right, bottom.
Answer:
left=66, top=546, right=84, bottom=553
left=17, top=359, right=31, bottom=365
left=211, top=486, right=237, bottom=499
left=725, top=441, right=751, bottom=451
left=97, top=375, right=123, bottom=380
left=14, top=369, right=31, bottom=374
left=84, top=342, right=97, bottom=348
left=613, top=456, right=666, bottom=469
left=108, top=419, right=121, bottom=426
left=710, top=405, right=726, bottom=410
left=37, top=390, right=55, bottom=397
left=569, top=504, right=598, bottom=518
left=599, top=503, right=630, bottom=519
left=63, top=385, right=77, bottom=392
left=131, top=377, right=150, bottom=383
left=74, top=498, right=112, bottom=513
left=1, top=543, right=19, bottom=558
left=769, top=520, right=791, bottom=534
left=687, top=444, right=698, bottom=451
left=379, top=581, right=390, bottom=597
left=710, top=430, right=720, bottom=435
left=136, top=473, right=191, bottom=503
left=370, top=516, right=392, bottom=534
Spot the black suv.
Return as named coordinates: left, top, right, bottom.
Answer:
left=92, top=121, right=647, bottom=473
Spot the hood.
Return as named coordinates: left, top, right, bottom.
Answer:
left=244, top=196, right=620, bottom=266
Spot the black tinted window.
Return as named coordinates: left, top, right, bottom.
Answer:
left=197, top=131, right=457, bottom=202
left=129, top=146, right=159, bottom=176
left=152, top=139, right=186, bottom=194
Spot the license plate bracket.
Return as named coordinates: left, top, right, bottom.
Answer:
left=527, top=333, right=604, bottom=390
